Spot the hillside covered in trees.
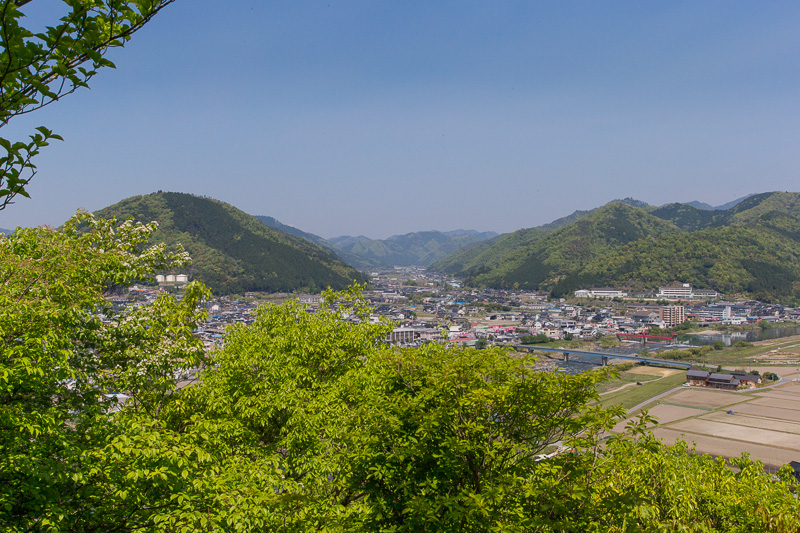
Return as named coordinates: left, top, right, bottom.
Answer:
left=431, top=191, right=800, bottom=303
left=326, top=229, right=499, bottom=270
left=95, top=192, right=364, bottom=294
left=255, top=216, right=499, bottom=270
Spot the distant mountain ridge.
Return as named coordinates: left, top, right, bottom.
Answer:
left=430, top=191, right=800, bottom=303
left=254, top=215, right=499, bottom=270
left=685, top=194, right=755, bottom=211
left=0, top=227, right=11, bottom=235
left=325, top=230, right=499, bottom=270
left=254, top=215, right=332, bottom=249
left=94, top=192, right=364, bottom=295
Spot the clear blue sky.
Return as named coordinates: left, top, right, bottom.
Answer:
left=2, top=1, right=798, bottom=238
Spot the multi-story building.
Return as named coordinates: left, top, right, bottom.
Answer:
left=659, top=305, right=686, bottom=327
left=574, top=288, right=628, bottom=299
left=658, top=284, right=692, bottom=299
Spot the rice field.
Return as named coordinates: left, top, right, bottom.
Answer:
left=611, top=378, right=800, bottom=467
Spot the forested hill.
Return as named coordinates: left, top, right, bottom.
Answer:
left=431, top=191, right=800, bottom=303
left=325, top=230, right=499, bottom=270
left=255, top=215, right=332, bottom=249
left=94, top=192, right=365, bottom=295
left=430, top=207, right=596, bottom=276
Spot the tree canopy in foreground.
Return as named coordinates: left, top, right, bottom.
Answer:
left=1, top=216, right=799, bottom=531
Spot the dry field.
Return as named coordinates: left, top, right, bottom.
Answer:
left=651, top=428, right=797, bottom=467
left=730, top=403, right=800, bottom=423
left=664, top=389, right=745, bottom=409
left=700, top=410, right=800, bottom=435
left=754, top=390, right=800, bottom=401
left=625, top=366, right=681, bottom=377
left=747, top=396, right=800, bottom=411
left=668, top=418, right=800, bottom=451
left=613, top=381, right=800, bottom=467
left=611, top=403, right=704, bottom=433
left=769, top=382, right=800, bottom=394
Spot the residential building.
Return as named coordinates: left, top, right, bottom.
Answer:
left=659, top=306, right=686, bottom=327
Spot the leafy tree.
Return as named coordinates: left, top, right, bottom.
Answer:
left=521, top=333, right=551, bottom=344
left=3, top=220, right=799, bottom=530
left=0, top=211, right=211, bottom=530
left=0, top=0, right=175, bottom=209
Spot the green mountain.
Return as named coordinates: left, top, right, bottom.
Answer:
left=451, top=203, right=681, bottom=289
left=94, top=192, right=365, bottom=295
left=326, top=230, right=498, bottom=270
left=255, top=215, right=332, bottom=249
left=432, top=192, right=800, bottom=303
left=431, top=208, right=592, bottom=276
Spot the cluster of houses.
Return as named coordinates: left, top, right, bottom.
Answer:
left=103, top=272, right=799, bottom=353
left=367, top=279, right=797, bottom=347
left=685, top=369, right=763, bottom=390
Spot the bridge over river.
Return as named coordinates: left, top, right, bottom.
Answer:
left=517, top=346, right=692, bottom=370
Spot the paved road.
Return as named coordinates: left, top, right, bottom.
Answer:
left=627, top=386, right=684, bottom=414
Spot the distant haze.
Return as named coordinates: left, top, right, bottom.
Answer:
left=1, top=2, right=798, bottom=238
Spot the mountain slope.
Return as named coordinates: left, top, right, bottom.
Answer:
left=254, top=216, right=332, bottom=249
left=94, top=193, right=364, bottom=295
left=432, top=191, right=800, bottom=302
left=462, top=203, right=682, bottom=289
left=431, top=208, right=594, bottom=276
left=684, top=194, right=754, bottom=211
left=554, top=224, right=800, bottom=301
left=327, top=230, right=498, bottom=270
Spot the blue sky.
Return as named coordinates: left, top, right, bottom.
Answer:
left=2, top=1, right=798, bottom=238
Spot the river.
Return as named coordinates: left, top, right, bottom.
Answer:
left=677, top=325, right=800, bottom=347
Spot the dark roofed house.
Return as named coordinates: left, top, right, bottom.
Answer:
left=686, top=370, right=710, bottom=385
left=707, top=373, right=740, bottom=390
left=731, top=373, right=762, bottom=388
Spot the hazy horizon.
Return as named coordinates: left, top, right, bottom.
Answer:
left=1, top=2, right=798, bottom=238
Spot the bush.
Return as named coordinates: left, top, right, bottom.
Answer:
left=521, top=333, right=550, bottom=345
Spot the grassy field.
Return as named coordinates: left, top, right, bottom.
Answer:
left=599, top=372, right=687, bottom=411
left=595, top=370, right=661, bottom=394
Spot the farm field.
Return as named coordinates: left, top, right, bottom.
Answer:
left=613, top=378, right=800, bottom=468
left=661, top=389, right=745, bottom=409
left=612, top=403, right=705, bottom=433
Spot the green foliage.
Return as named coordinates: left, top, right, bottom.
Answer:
left=0, top=0, right=174, bottom=209
left=0, top=211, right=210, bottom=530
left=3, top=219, right=800, bottom=530
left=521, top=333, right=551, bottom=344
left=95, top=192, right=365, bottom=294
